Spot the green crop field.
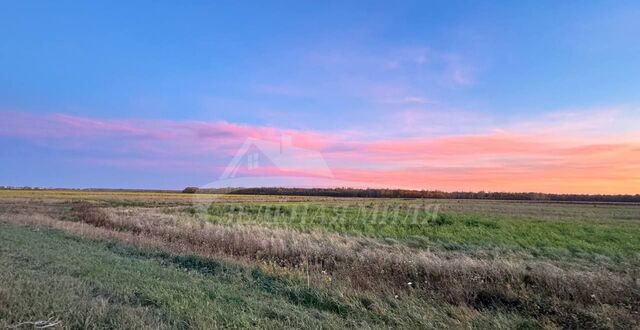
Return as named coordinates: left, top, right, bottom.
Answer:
left=0, top=189, right=639, bottom=329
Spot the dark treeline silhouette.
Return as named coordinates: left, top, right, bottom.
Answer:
left=4, top=186, right=638, bottom=203
left=183, top=187, right=640, bottom=203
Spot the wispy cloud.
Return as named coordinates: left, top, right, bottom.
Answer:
left=263, top=44, right=477, bottom=107
left=0, top=110, right=340, bottom=158
left=379, top=96, right=432, bottom=105
left=2, top=107, right=638, bottom=193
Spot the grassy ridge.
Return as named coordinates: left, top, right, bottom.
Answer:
left=1, top=223, right=540, bottom=329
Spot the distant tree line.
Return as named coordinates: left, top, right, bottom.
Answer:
left=4, top=186, right=638, bottom=203
left=182, top=187, right=640, bottom=203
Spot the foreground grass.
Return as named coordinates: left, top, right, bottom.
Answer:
left=0, top=223, right=543, bottom=329
left=1, top=190, right=639, bottom=329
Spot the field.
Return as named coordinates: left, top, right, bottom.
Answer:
left=0, top=189, right=639, bottom=329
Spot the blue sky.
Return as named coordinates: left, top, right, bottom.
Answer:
left=1, top=1, right=639, bottom=192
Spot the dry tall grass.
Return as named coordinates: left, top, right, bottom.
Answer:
left=2, top=201, right=638, bottom=328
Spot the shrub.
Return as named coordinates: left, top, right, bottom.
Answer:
left=71, top=202, right=109, bottom=227
left=182, top=187, right=199, bottom=194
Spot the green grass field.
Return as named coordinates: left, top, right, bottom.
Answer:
left=0, top=190, right=638, bottom=329
left=203, top=201, right=640, bottom=259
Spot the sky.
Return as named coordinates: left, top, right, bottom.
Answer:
left=1, top=1, right=639, bottom=193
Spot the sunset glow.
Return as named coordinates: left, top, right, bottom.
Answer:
left=1, top=2, right=639, bottom=194
left=2, top=109, right=638, bottom=193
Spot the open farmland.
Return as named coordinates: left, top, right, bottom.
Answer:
left=0, top=189, right=639, bottom=329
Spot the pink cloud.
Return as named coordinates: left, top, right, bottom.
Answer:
left=0, top=110, right=337, bottom=154
left=2, top=109, right=639, bottom=194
